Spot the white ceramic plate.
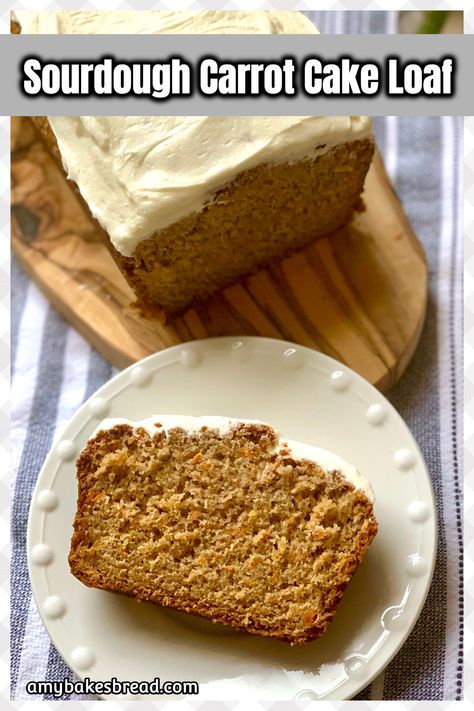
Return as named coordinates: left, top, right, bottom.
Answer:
left=28, top=336, right=436, bottom=700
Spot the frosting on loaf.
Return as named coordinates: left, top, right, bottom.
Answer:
left=15, top=10, right=318, bottom=35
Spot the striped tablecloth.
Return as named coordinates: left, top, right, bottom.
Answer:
left=10, top=11, right=463, bottom=702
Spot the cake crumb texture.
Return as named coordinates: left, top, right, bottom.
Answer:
left=69, top=421, right=378, bottom=644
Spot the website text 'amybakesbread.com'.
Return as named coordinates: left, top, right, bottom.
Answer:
left=25, top=676, right=199, bottom=698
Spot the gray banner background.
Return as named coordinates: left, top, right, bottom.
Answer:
left=5, top=33, right=471, bottom=115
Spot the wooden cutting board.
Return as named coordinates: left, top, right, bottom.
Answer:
left=11, top=117, right=427, bottom=393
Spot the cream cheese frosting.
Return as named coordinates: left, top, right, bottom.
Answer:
left=93, top=415, right=374, bottom=502
left=45, top=115, right=372, bottom=256
left=15, top=10, right=319, bottom=35
left=17, top=11, right=372, bottom=257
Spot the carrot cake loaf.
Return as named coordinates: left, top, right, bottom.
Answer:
left=16, top=11, right=375, bottom=316
left=69, top=415, right=378, bottom=644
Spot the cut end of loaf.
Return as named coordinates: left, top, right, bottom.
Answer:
left=114, top=138, right=375, bottom=316
left=69, top=419, right=377, bottom=644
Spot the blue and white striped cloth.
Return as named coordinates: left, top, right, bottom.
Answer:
left=10, top=11, right=463, bottom=701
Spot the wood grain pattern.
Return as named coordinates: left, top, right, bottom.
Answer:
left=11, top=117, right=427, bottom=392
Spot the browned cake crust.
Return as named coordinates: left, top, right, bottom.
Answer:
left=69, top=421, right=378, bottom=644
left=29, top=117, right=374, bottom=316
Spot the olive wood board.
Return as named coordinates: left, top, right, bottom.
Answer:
left=11, top=117, right=427, bottom=393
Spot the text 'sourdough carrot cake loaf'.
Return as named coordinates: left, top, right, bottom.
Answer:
left=16, top=11, right=375, bottom=316
left=69, top=416, right=377, bottom=644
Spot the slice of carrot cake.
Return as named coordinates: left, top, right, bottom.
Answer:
left=69, top=415, right=377, bottom=644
